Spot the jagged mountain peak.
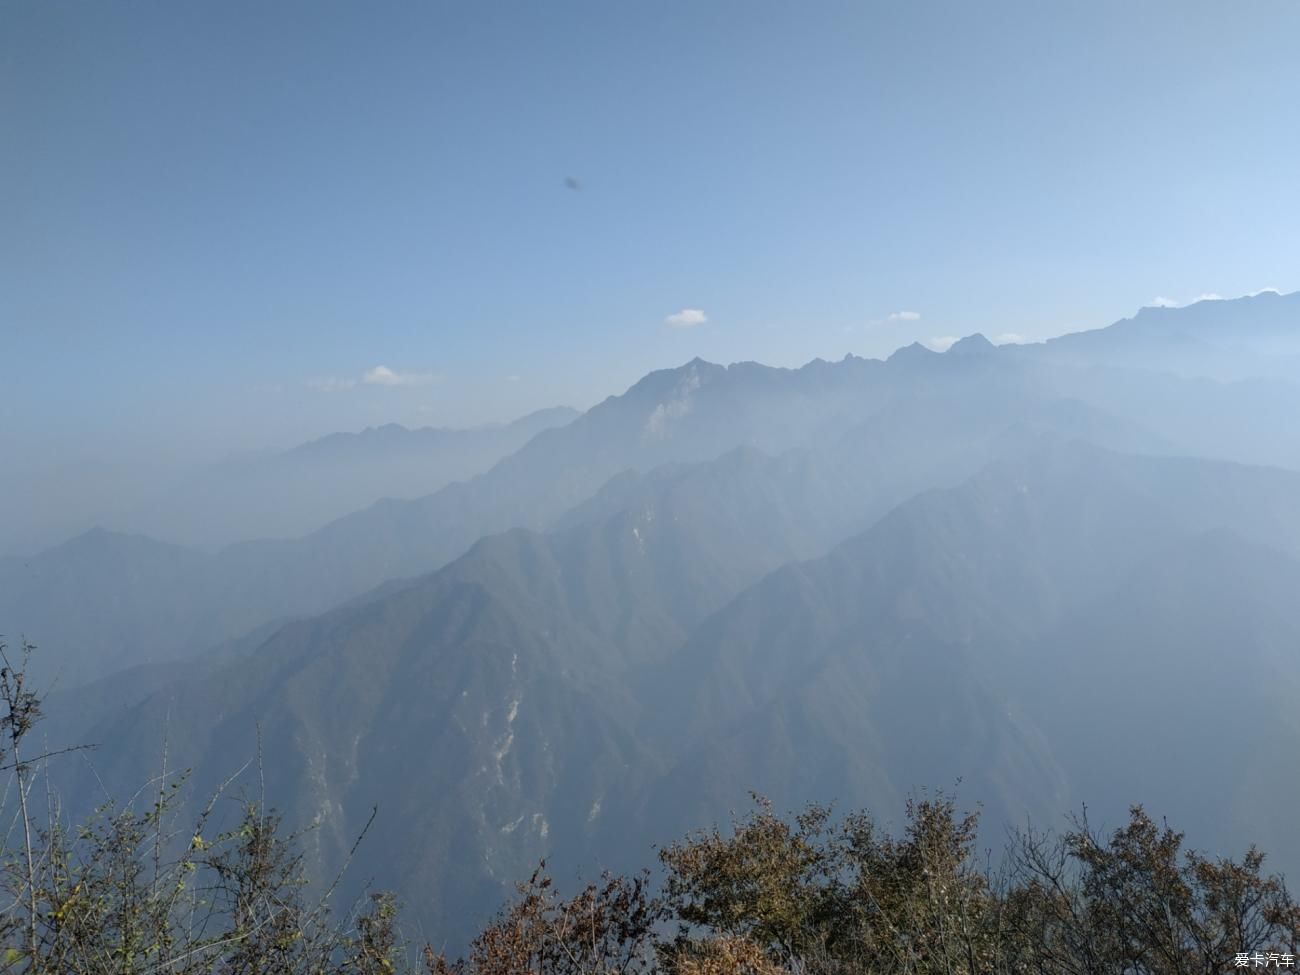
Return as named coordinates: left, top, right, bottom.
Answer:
left=946, top=333, right=997, bottom=356
left=887, top=341, right=941, bottom=363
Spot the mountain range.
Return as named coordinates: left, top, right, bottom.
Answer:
left=17, top=294, right=1300, bottom=687
left=112, top=406, right=582, bottom=550
left=51, top=439, right=1300, bottom=948
left=13, top=289, right=1300, bottom=948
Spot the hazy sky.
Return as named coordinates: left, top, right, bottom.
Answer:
left=4, top=0, right=1300, bottom=460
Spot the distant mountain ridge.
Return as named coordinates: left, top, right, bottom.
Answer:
left=2, top=353, right=1164, bottom=686
left=1025, top=289, right=1300, bottom=380
left=111, top=406, right=581, bottom=550
left=10, top=291, right=1300, bottom=690
left=287, top=407, right=580, bottom=459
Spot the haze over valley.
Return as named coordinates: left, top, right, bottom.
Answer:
left=6, top=290, right=1299, bottom=945
left=5, top=2, right=1300, bottom=968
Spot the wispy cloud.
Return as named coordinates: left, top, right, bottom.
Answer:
left=1150, top=292, right=1227, bottom=309
left=362, top=365, right=433, bottom=387
left=923, top=336, right=958, bottom=352
left=993, top=332, right=1026, bottom=345
left=866, top=310, right=922, bottom=328
left=665, top=308, right=708, bottom=328
left=307, top=365, right=434, bottom=392
left=1158, top=287, right=1283, bottom=307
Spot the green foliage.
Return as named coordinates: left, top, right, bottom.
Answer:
left=0, top=637, right=408, bottom=975
left=658, top=792, right=1009, bottom=974
left=658, top=791, right=1300, bottom=975
left=1004, top=806, right=1300, bottom=975
left=659, top=796, right=840, bottom=963
left=437, top=864, right=659, bottom=975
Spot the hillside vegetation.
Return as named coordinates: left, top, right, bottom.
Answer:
left=1, top=639, right=1296, bottom=974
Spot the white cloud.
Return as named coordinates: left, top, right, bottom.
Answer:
left=1156, top=287, right=1287, bottom=308
left=866, top=310, right=922, bottom=328
left=993, top=333, right=1026, bottom=345
left=923, top=336, right=959, bottom=352
left=362, top=365, right=433, bottom=387
left=665, top=308, right=708, bottom=328
left=307, top=365, right=434, bottom=392
left=1150, top=291, right=1236, bottom=309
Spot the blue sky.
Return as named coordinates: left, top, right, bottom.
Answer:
left=4, top=0, right=1300, bottom=459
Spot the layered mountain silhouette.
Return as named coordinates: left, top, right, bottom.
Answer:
left=0, top=407, right=582, bottom=560
left=7, top=300, right=1297, bottom=690
left=113, top=406, right=581, bottom=549
left=630, top=442, right=1300, bottom=853
left=22, top=293, right=1300, bottom=686
left=53, top=440, right=1300, bottom=947
left=13, top=291, right=1300, bottom=949
left=5, top=342, right=1175, bottom=686
left=1030, top=290, right=1300, bottom=381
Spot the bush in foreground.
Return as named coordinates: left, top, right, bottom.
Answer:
left=1, top=637, right=1296, bottom=974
